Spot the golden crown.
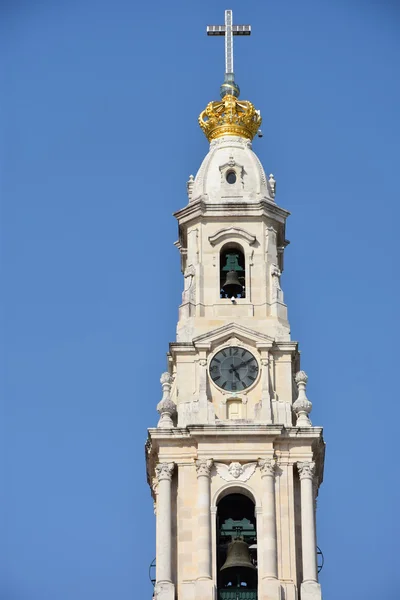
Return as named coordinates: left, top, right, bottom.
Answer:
left=199, top=94, right=262, bottom=142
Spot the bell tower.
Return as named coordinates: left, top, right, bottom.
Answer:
left=146, top=10, right=325, bottom=600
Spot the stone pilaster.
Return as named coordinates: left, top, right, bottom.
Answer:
left=298, top=462, right=321, bottom=600
left=195, top=459, right=214, bottom=600
left=258, top=458, right=282, bottom=600
left=154, top=462, right=175, bottom=600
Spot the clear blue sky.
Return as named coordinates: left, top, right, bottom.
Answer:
left=1, top=1, right=399, bottom=599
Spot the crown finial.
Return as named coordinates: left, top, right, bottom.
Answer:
left=199, top=95, right=262, bottom=142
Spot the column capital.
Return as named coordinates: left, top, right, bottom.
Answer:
left=155, top=462, right=175, bottom=482
left=258, top=457, right=277, bottom=477
left=297, top=461, right=316, bottom=481
left=195, top=458, right=214, bottom=478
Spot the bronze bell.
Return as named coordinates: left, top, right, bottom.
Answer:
left=220, top=539, right=256, bottom=572
left=222, top=270, right=242, bottom=297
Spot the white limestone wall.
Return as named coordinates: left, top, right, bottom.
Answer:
left=177, top=217, right=289, bottom=343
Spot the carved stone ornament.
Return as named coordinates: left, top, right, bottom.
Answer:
left=270, top=263, right=282, bottom=300
left=258, top=458, right=277, bottom=477
left=268, top=173, right=276, bottom=198
left=187, top=174, right=194, bottom=201
left=155, top=462, right=175, bottom=482
left=182, top=264, right=196, bottom=304
left=292, top=370, right=312, bottom=427
left=297, top=461, right=316, bottom=481
left=157, top=372, right=176, bottom=429
left=195, top=458, right=214, bottom=478
left=215, top=461, right=257, bottom=482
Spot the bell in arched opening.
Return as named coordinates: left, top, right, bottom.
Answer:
left=217, top=494, right=258, bottom=597
left=220, top=249, right=245, bottom=299
left=220, top=538, right=257, bottom=590
left=222, top=270, right=242, bottom=298
left=221, top=538, right=256, bottom=572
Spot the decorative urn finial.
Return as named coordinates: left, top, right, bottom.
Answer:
left=156, top=372, right=176, bottom=429
left=293, top=371, right=313, bottom=426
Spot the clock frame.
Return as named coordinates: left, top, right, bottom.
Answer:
left=209, top=346, right=259, bottom=392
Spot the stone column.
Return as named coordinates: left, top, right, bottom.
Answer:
left=258, top=459, right=281, bottom=600
left=298, top=462, right=322, bottom=600
left=196, top=459, right=213, bottom=579
left=195, top=459, right=214, bottom=600
left=155, top=462, right=175, bottom=600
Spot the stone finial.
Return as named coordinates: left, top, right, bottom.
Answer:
left=187, top=174, right=194, bottom=201
left=268, top=173, right=276, bottom=198
left=293, top=371, right=312, bottom=426
left=156, top=372, right=176, bottom=429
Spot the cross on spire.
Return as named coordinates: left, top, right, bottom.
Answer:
left=207, top=10, right=251, bottom=98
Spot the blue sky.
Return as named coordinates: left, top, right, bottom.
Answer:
left=1, top=1, right=399, bottom=599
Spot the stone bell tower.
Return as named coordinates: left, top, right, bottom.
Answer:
left=145, top=10, right=325, bottom=600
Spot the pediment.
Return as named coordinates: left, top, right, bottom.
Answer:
left=192, top=323, right=274, bottom=351
left=208, top=227, right=257, bottom=247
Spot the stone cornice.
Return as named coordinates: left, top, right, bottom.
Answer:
left=146, top=426, right=325, bottom=491
left=173, top=198, right=290, bottom=227
left=147, top=424, right=324, bottom=440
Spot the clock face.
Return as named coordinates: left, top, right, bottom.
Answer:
left=209, top=347, right=259, bottom=392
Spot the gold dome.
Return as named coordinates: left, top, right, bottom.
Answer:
left=199, top=94, right=262, bottom=142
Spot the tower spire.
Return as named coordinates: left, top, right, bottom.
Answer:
left=207, top=9, right=251, bottom=98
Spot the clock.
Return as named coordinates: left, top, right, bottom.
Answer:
left=209, top=347, right=259, bottom=392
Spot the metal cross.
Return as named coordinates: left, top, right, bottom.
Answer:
left=207, top=10, right=251, bottom=77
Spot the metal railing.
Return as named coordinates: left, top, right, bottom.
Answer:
left=219, top=590, right=257, bottom=600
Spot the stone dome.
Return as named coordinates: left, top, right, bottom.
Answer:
left=190, top=136, right=273, bottom=203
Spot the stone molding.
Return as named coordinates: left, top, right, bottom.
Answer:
left=297, top=461, right=316, bottom=481
left=155, top=462, right=175, bottom=482
left=195, top=458, right=214, bottom=478
left=191, top=322, right=275, bottom=349
left=208, top=227, right=257, bottom=247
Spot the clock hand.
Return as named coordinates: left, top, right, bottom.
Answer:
left=238, top=359, right=255, bottom=368
left=234, top=371, right=241, bottom=381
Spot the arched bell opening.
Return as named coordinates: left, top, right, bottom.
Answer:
left=216, top=493, right=258, bottom=600
left=220, top=243, right=246, bottom=299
